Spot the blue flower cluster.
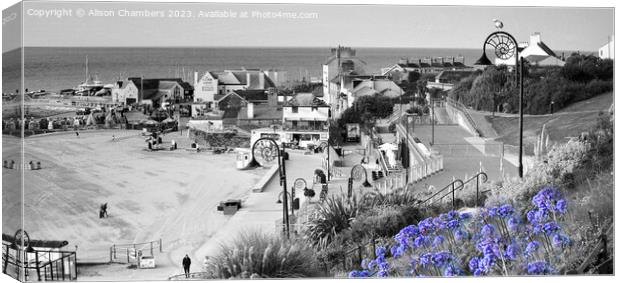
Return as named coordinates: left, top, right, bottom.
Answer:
left=347, top=186, right=573, bottom=278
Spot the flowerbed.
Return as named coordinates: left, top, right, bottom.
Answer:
left=349, top=186, right=577, bottom=277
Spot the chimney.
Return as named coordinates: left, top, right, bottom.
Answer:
left=530, top=32, right=541, bottom=44
left=247, top=102, right=254, bottom=119
left=259, top=72, right=265, bottom=89
left=267, top=89, right=277, bottom=107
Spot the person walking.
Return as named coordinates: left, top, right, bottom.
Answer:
left=182, top=254, right=191, bottom=278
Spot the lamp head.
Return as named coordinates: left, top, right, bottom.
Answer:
left=474, top=52, right=493, bottom=66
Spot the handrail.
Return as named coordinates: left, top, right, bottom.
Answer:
left=420, top=179, right=464, bottom=209
left=435, top=172, right=489, bottom=207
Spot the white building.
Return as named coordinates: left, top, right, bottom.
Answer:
left=495, top=32, right=565, bottom=67
left=193, top=68, right=276, bottom=110
left=598, top=36, right=614, bottom=59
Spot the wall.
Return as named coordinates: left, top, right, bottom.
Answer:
left=194, top=73, right=218, bottom=102
left=445, top=102, right=478, bottom=136
left=189, top=130, right=250, bottom=148
left=282, top=106, right=329, bottom=122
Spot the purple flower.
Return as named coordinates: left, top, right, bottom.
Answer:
left=361, top=258, right=369, bottom=269
left=390, top=244, right=401, bottom=258
left=368, top=259, right=377, bottom=270
left=375, top=246, right=386, bottom=257
left=543, top=222, right=560, bottom=235
left=481, top=224, right=496, bottom=237
left=348, top=270, right=371, bottom=278
left=432, top=235, right=445, bottom=248
left=454, top=229, right=468, bottom=241
left=555, top=199, right=567, bottom=214
left=504, top=244, right=519, bottom=260
left=473, top=268, right=485, bottom=276
left=377, top=270, right=388, bottom=277
left=409, top=258, right=418, bottom=267
left=498, top=204, right=515, bottom=218
left=419, top=253, right=433, bottom=266
left=525, top=241, right=540, bottom=256
left=447, top=210, right=458, bottom=219
left=444, top=265, right=462, bottom=276
left=418, top=218, right=435, bottom=234
left=478, top=255, right=495, bottom=272
left=527, top=260, right=554, bottom=275
left=460, top=212, right=472, bottom=220
left=432, top=251, right=452, bottom=267
left=526, top=209, right=538, bottom=224
left=507, top=217, right=520, bottom=231
left=552, top=234, right=570, bottom=248
left=414, top=235, right=428, bottom=248
left=446, top=219, right=460, bottom=230
left=468, top=257, right=479, bottom=272
left=531, top=224, right=543, bottom=235
left=487, top=206, right=499, bottom=217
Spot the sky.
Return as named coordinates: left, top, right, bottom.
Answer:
left=1, top=1, right=615, bottom=52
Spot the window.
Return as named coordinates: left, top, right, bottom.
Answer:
left=292, top=106, right=299, bottom=113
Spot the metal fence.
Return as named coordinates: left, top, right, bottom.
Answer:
left=109, top=239, right=162, bottom=264
left=2, top=243, right=78, bottom=281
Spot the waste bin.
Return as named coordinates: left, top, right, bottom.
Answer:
left=139, top=256, right=156, bottom=269
left=292, top=198, right=300, bottom=210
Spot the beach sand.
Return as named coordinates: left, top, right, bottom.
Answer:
left=2, top=130, right=268, bottom=280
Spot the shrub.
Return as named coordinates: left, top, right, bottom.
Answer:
left=348, top=186, right=591, bottom=277
left=205, top=230, right=321, bottom=278
left=305, top=194, right=360, bottom=247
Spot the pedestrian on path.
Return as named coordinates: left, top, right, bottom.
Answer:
left=182, top=254, right=191, bottom=278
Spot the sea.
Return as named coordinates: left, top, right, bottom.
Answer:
left=2, top=47, right=481, bottom=94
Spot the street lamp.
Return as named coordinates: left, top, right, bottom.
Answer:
left=349, top=164, right=372, bottom=198
left=474, top=27, right=524, bottom=178
left=252, top=137, right=290, bottom=238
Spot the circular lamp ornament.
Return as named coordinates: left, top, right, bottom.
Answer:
left=294, top=178, right=307, bottom=190
left=485, top=31, right=517, bottom=60
left=252, top=138, right=279, bottom=167
left=14, top=229, right=30, bottom=249
left=350, top=164, right=366, bottom=182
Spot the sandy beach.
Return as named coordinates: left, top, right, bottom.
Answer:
left=2, top=129, right=269, bottom=279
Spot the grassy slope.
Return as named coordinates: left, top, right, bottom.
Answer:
left=488, top=92, right=613, bottom=155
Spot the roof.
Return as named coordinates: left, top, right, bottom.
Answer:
left=126, top=77, right=192, bottom=99
left=285, top=93, right=328, bottom=107
left=234, top=89, right=268, bottom=102
left=237, top=104, right=283, bottom=120
left=311, top=86, right=324, bottom=97
left=2, top=233, right=68, bottom=249
left=536, top=42, right=557, bottom=57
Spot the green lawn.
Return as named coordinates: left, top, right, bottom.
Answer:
left=488, top=92, right=612, bottom=155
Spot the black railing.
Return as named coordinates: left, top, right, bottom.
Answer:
left=420, top=179, right=465, bottom=209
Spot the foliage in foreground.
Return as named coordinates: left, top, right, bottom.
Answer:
left=349, top=186, right=585, bottom=277
left=204, top=231, right=321, bottom=278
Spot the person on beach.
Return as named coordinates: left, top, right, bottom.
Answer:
left=112, top=135, right=116, bottom=141
left=75, top=131, right=79, bottom=138
left=182, top=254, right=191, bottom=278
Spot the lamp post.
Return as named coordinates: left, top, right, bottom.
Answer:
left=474, top=27, right=524, bottom=178
left=252, top=138, right=289, bottom=238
